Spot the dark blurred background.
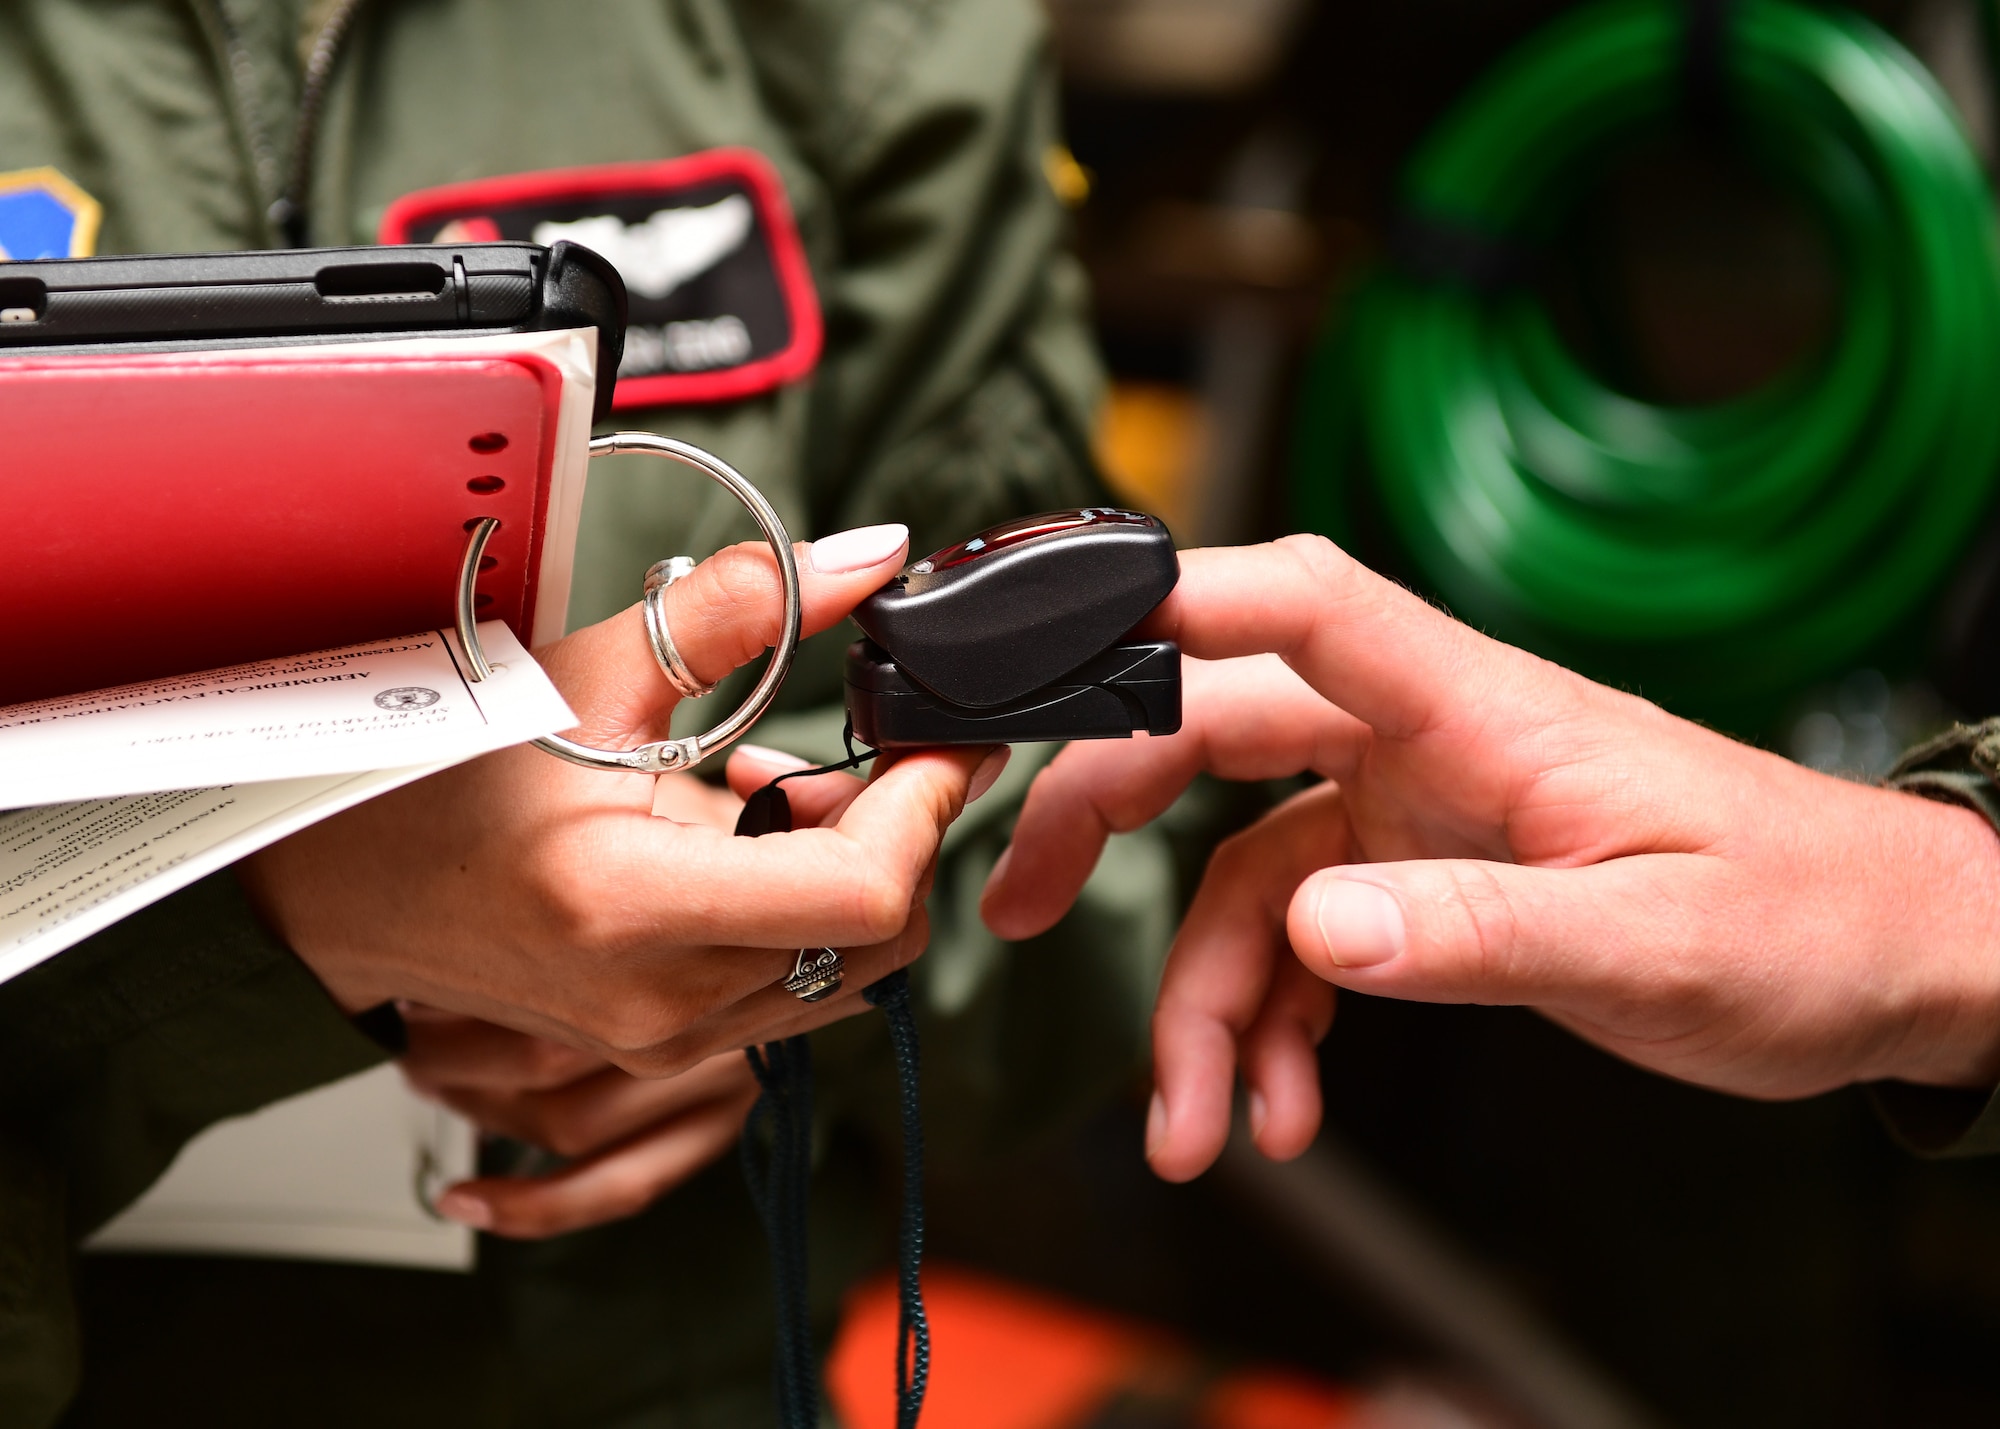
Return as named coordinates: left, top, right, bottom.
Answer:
left=911, top=4, right=2000, bottom=1427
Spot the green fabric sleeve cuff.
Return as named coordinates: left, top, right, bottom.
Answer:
left=1870, top=719, right=2000, bottom=1158
left=1884, top=717, right=2000, bottom=828
left=0, top=871, right=391, bottom=1424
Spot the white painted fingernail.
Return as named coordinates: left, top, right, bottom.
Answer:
left=1248, top=1090, right=1269, bottom=1141
left=1144, top=1091, right=1168, bottom=1159
left=435, top=1189, right=494, bottom=1229
left=966, top=746, right=1012, bottom=803
left=810, top=524, right=909, bottom=574
left=733, top=743, right=812, bottom=771
left=1310, top=878, right=1406, bottom=968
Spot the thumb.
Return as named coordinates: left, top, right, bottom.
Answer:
left=1287, top=854, right=1717, bottom=1014
left=540, top=524, right=908, bottom=742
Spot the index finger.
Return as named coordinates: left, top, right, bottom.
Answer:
left=981, top=655, right=1364, bottom=940
left=1147, top=536, right=1576, bottom=741
left=601, top=744, right=986, bottom=949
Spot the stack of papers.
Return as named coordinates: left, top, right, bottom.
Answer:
left=0, top=621, right=576, bottom=987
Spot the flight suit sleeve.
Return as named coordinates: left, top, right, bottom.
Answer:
left=1868, top=720, right=2000, bottom=1157
left=0, top=871, right=389, bottom=1427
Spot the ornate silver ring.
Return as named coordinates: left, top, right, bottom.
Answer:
left=784, top=947, right=845, bottom=1002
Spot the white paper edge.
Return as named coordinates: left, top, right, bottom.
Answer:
left=0, top=621, right=574, bottom=810
left=87, top=1063, right=477, bottom=1273
left=525, top=327, right=598, bottom=647
left=0, top=760, right=453, bottom=988
left=90, top=1214, right=475, bottom=1272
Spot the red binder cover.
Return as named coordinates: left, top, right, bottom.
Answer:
left=1, top=344, right=570, bottom=706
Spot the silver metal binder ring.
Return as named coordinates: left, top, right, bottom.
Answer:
left=453, top=432, right=802, bottom=776
left=456, top=517, right=502, bottom=683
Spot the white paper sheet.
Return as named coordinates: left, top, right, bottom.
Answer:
left=0, top=764, right=442, bottom=987
left=88, top=1063, right=477, bottom=1271
left=0, top=622, right=573, bottom=807
left=0, top=623, right=579, bottom=986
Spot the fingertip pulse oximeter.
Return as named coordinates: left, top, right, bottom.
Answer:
left=844, top=508, right=1182, bottom=747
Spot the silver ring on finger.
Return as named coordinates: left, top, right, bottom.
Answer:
left=642, top=557, right=719, bottom=701
left=784, top=947, right=845, bottom=1002
left=498, top=432, right=801, bottom=776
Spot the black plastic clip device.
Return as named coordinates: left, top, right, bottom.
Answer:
left=844, top=508, right=1182, bottom=747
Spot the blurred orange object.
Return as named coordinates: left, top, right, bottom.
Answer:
left=827, top=1264, right=1360, bottom=1429
left=1200, top=1370, right=1363, bottom=1429
left=1093, top=380, right=1207, bottom=533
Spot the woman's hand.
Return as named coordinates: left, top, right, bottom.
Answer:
left=241, top=524, right=990, bottom=1079
left=385, top=734, right=1014, bottom=1239
left=982, top=536, right=2000, bottom=1181
left=398, top=1006, right=759, bottom=1238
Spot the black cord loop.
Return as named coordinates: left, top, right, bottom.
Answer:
left=733, top=732, right=928, bottom=1428
left=742, top=1036, right=818, bottom=1429
left=863, top=968, right=931, bottom=1428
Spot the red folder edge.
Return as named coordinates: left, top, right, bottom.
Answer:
left=1, top=346, right=566, bottom=706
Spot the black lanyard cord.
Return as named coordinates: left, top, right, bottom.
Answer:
left=862, top=968, right=930, bottom=1427
left=735, top=728, right=929, bottom=1428
left=741, top=1035, right=817, bottom=1428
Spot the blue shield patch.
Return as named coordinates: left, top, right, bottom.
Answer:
left=0, top=168, right=101, bottom=260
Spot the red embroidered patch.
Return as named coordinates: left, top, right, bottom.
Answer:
left=380, top=149, right=821, bottom=410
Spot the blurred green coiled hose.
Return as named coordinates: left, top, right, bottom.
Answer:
left=1297, top=0, right=2000, bottom=715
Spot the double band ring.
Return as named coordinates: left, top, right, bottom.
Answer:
left=784, top=948, right=845, bottom=1002
left=455, top=432, right=802, bottom=776
left=643, top=556, right=718, bottom=700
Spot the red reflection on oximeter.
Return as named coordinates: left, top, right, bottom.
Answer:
left=915, top=508, right=1154, bottom=574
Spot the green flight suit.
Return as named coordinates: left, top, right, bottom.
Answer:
left=0, top=2, right=1179, bottom=1423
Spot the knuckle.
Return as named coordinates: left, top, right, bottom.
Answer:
left=701, top=544, right=781, bottom=626
left=541, top=1118, right=598, bottom=1161
left=502, top=1203, right=562, bottom=1240
left=1443, top=865, right=1521, bottom=984
left=1276, top=532, right=1346, bottom=584
left=666, top=543, right=782, bottom=676
left=576, top=995, right=679, bottom=1062
left=524, top=1037, right=578, bottom=1085
left=710, top=540, right=778, bottom=596
left=597, top=1160, right=664, bottom=1221
left=850, top=865, right=916, bottom=942
left=522, top=852, right=615, bottom=950
left=609, top=1035, right=699, bottom=1082
left=888, top=914, right=930, bottom=971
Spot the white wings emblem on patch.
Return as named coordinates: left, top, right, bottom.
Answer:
left=533, top=194, right=754, bottom=301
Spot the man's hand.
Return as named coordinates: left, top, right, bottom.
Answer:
left=241, top=524, right=990, bottom=1079
left=982, top=536, right=2000, bottom=1181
